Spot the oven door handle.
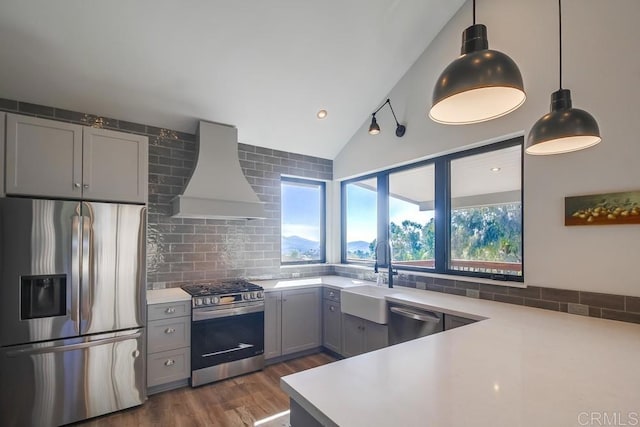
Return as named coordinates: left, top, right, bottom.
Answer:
left=192, top=303, right=264, bottom=321
left=202, top=343, right=254, bottom=358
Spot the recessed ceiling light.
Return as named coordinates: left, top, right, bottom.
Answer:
left=317, top=109, right=328, bottom=119
left=490, top=167, right=501, bottom=172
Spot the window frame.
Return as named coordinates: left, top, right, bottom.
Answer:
left=340, top=172, right=380, bottom=265
left=280, top=176, right=327, bottom=265
left=341, top=137, right=524, bottom=281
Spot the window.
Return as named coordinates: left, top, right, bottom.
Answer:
left=449, top=145, right=522, bottom=277
left=343, top=177, right=377, bottom=262
left=389, top=164, right=436, bottom=269
left=281, top=177, right=326, bottom=264
left=341, top=137, right=523, bottom=281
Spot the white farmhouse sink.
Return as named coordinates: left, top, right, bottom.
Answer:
left=341, top=285, right=401, bottom=324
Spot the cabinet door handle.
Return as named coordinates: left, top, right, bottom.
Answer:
left=164, top=328, right=176, bottom=334
left=74, top=183, right=81, bottom=188
left=164, top=359, right=175, bottom=366
left=165, top=307, right=176, bottom=314
left=329, top=306, right=336, bottom=312
left=329, top=291, right=335, bottom=297
left=83, top=184, right=89, bottom=189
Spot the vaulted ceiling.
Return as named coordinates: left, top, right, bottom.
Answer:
left=0, top=1, right=464, bottom=159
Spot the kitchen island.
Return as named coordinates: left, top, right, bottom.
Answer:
left=277, top=277, right=640, bottom=427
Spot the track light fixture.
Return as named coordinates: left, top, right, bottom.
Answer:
left=368, top=99, right=406, bottom=137
left=429, top=0, right=525, bottom=125
left=526, top=0, right=601, bottom=155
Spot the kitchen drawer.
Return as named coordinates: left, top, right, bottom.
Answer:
left=147, top=347, right=190, bottom=387
left=148, top=316, right=190, bottom=353
left=148, top=300, right=191, bottom=321
left=323, top=287, right=340, bottom=302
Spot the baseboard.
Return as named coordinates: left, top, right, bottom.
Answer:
left=265, top=347, right=324, bottom=365
left=147, top=378, right=189, bottom=396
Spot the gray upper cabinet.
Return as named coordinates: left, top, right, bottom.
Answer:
left=281, top=288, right=322, bottom=355
left=82, top=127, right=147, bottom=203
left=5, top=113, right=83, bottom=199
left=4, top=113, right=148, bottom=203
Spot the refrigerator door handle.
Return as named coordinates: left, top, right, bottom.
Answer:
left=71, top=214, right=81, bottom=332
left=81, top=213, right=92, bottom=330
left=4, top=330, right=143, bottom=357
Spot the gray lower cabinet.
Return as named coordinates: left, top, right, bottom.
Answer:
left=282, top=288, right=322, bottom=355
left=341, top=313, right=388, bottom=358
left=264, top=287, right=322, bottom=360
left=264, top=291, right=283, bottom=359
left=0, top=112, right=5, bottom=197
left=147, top=300, right=191, bottom=393
left=444, top=314, right=476, bottom=331
left=323, top=298, right=342, bottom=354
left=323, top=287, right=342, bottom=354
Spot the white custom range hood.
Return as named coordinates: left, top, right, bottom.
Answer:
left=171, top=121, right=266, bottom=220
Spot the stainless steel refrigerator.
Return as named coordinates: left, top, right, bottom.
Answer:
left=0, top=198, right=146, bottom=427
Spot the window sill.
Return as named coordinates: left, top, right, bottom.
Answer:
left=280, top=263, right=330, bottom=269
left=336, top=263, right=526, bottom=289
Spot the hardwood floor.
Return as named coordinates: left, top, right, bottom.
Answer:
left=75, top=352, right=336, bottom=427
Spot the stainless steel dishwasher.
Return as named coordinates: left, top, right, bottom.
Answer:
left=388, top=303, right=444, bottom=345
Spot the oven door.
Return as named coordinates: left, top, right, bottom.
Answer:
left=191, top=304, right=264, bottom=371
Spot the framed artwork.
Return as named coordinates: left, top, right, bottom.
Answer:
left=565, top=190, right=640, bottom=226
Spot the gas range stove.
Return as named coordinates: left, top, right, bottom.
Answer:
left=181, top=280, right=264, bottom=309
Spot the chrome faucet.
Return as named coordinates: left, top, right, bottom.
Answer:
left=374, top=240, right=397, bottom=288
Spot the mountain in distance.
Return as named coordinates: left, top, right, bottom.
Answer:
left=347, top=240, right=371, bottom=254
left=282, top=236, right=372, bottom=254
left=282, top=235, right=319, bottom=252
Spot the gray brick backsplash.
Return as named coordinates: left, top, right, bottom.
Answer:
left=0, top=96, right=333, bottom=288
left=2, top=97, right=639, bottom=326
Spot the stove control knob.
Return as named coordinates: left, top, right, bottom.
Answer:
left=204, top=297, right=211, bottom=305
left=257, top=291, right=263, bottom=299
left=194, top=298, right=202, bottom=306
left=212, top=296, right=219, bottom=304
left=249, top=292, right=255, bottom=299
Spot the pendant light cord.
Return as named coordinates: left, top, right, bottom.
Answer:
left=558, top=0, right=563, bottom=89
left=473, top=0, right=476, bottom=25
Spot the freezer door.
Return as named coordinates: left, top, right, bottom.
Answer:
left=0, top=329, right=145, bottom=427
left=80, top=202, right=146, bottom=335
left=0, top=198, right=81, bottom=347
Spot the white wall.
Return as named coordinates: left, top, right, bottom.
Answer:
left=334, top=0, right=640, bottom=297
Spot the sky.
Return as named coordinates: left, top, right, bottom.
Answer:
left=346, top=183, right=434, bottom=243
left=281, top=181, right=322, bottom=241
left=281, top=180, right=435, bottom=244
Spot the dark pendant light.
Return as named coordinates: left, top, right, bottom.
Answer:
left=526, top=0, right=601, bottom=155
left=429, top=0, right=525, bottom=125
left=368, top=99, right=406, bottom=137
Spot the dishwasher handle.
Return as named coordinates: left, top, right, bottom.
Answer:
left=390, top=306, right=441, bottom=323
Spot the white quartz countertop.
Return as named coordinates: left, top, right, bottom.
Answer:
left=253, top=276, right=367, bottom=292
left=146, top=287, right=191, bottom=304
left=280, top=278, right=640, bottom=427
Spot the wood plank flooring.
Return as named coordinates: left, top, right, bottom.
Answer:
left=75, top=352, right=336, bottom=427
